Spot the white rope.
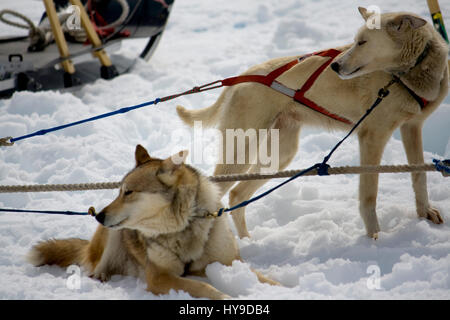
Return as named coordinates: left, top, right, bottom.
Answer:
left=0, top=0, right=130, bottom=46
left=0, top=9, right=37, bottom=31
left=0, top=163, right=445, bottom=194
left=67, top=0, right=130, bottom=42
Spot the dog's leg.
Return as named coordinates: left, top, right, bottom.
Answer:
left=229, top=177, right=269, bottom=239
left=213, top=161, right=252, bottom=238
left=145, top=263, right=230, bottom=300
left=90, top=230, right=126, bottom=281
left=213, top=125, right=255, bottom=197
left=400, top=121, right=443, bottom=224
left=214, top=163, right=251, bottom=197
left=358, top=129, right=392, bottom=239
left=229, top=117, right=301, bottom=238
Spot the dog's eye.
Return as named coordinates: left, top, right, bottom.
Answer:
left=358, top=40, right=367, bottom=46
left=124, top=190, right=133, bottom=196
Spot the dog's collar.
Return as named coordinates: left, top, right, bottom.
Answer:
left=414, top=42, right=430, bottom=68
left=191, top=208, right=215, bottom=219
left=390, top=42, right=430, bottom=77
left=389, top=43, right=430, bottom=109
left=395, top=76, right=429, bottom=109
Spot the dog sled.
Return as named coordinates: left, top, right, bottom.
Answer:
left=0, top=0, right=174, bottom=98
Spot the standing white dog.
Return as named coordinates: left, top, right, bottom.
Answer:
left=176, top=8, right=449, bottom=239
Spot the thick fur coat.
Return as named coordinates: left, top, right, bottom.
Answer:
left=28, top=145, right=277, bottom=299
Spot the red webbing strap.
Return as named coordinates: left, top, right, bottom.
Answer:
left=400, top=81, right=429, bottom=109
left=293, top=49, right=352, bottom=125
left=222, top=59, right=299, bottom=87
left=222, top=75, right=271, bottom=87
left=222, top=50, right=341, bottom=88
left=265, top=59, right=301, bottom=84
left=222, top=49, right=352, bottom=125
left=293, top=95, right=353, bottom=125
left=295, top=49, right=341, bottom=94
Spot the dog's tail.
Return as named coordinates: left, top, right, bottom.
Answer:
left=176, top=90, right=226, bottom=127
left=27, top=238, right=89, bottom=267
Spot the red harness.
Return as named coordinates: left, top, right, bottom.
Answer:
left=219, top=49, right=429, bottom=125
left=222, top=49, right=353, bottom=125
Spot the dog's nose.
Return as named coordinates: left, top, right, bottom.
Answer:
left=95, top=211, right=106, bottom=225
left=331, top=62, right=340, bottom=73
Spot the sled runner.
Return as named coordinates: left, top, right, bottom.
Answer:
left=0, top=0, right=175, bottom=98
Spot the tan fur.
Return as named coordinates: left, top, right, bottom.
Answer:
left=176, top=8, right=449, bottom=239
left=27, top=238, right=89, bottom=267
left=28, top=145, right=278, bottom=299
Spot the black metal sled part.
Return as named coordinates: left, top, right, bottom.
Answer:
left=0, top=0, right=175, bottom=98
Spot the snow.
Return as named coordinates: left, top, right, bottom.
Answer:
left=0, top=0, right=449, bottom=300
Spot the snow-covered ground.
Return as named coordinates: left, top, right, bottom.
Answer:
left=0, top=0, right=449, bottom=299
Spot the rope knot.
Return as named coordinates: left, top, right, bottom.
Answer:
left=88, top=206, right=97, bottom=216
left=316, top=162, right=330, bottom=176
left=433, top=159, right=450, bottom=177
left=207, top=207, right=225, bottom=218
left=378, top=88, right=390, bottom=99
left=0, top=137, right=14, bottom=147
left=378, top=76, right=399, bottom=99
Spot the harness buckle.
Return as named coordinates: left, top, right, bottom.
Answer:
left=206, top=208, right=225, bottom=218
left=433, top=159, right=450, bottom=177
left=316, top=163, right=330, bottom=176
left=88, top=206, right=97, bottom=216
left=378, top=88, right=390, bottom=98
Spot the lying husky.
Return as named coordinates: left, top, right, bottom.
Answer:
left=28, top=145, right=277, bottom=299
left=176, top=8, right=449, bottom=239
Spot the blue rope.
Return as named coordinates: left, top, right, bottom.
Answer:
left=5, top=77, right=443, bottom=219
left=0, top=81, right=395, bottom=218
left=220, top=164, right=321, bottom=214
left=0, top=208, right=90, bottom=216
left=216, top=85, right=394, bottom=216
left=9, top=99, right=161, bottom=143
left=433, top=159, right=450, bottom=174
left=3, top=81, right=219, bottom=145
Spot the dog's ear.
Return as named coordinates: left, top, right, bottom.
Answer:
left=135, top=144, right=152, bottom=166
left=358, top=7, right=370, bottom=21
left=388, top=15, right=427, bottom=32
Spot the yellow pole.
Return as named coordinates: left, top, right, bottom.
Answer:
left=426, top=0, right=450, bottom=70
left=69, top=0, right=113, bottom=68
left=42, top=0, right=75, bottom=75
left=427, top=0, right=440, bottom=14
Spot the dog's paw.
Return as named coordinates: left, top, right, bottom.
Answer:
left=365, top=222, right=380, bottom=240
left=220, top=294, right=232, bottom=300
left=368, top=232, right=378, bottom=240
left=90, top=271, right=110, bottom=282
left=420, top=207, right=444, bottom=225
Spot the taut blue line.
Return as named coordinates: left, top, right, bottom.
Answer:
left=10, top=99, right=159, bottom=143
